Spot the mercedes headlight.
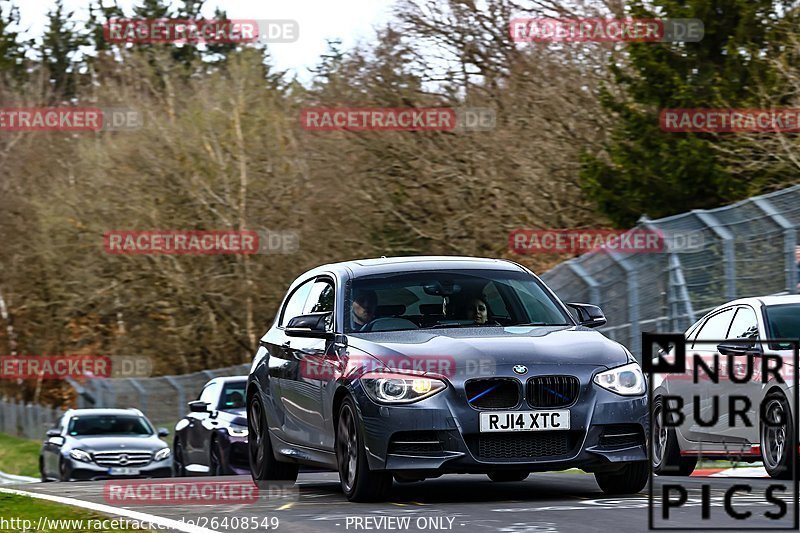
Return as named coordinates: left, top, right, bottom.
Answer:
left=154, top=447, right=171, bottom=461
left=361, top=371, right=447, bottom=404
left=225, top=426, right=248, bottom=437
left=593, top=362, right=645, bottom=396
left=69, top=449, right=92, bottom=462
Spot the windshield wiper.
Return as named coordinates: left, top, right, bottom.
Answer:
left=511, top=322, right=571, bottom=327
left=421, top=323, right=489, bottom=329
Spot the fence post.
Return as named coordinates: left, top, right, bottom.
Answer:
left=693, top=210, right=736, bottom=301
left=752, top=196, right=798, bottom=294
left=128, top=378, right=147, bottom=414
left=667, top=253, right=696, bottom=331
left=566, top=261, right=601, bottom=305
left=164, top=376, right=185, bottom=422
left=607, top=252, right=640, bottom=357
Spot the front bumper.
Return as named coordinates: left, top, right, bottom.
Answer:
left=63, top=458, right=173, bottom=481
left=354, top=375, right=648, bottom=474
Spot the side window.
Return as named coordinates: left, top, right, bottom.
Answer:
left=727, top=307, right=759, bottom=339
left=482, top=282, right=509, bottom=319
left=279, top=279, right=314, bottom=327
left=694, top=308, right=735, bottom=346
left=305, top=280, right=335, bottom=314
left=198, top=381, right=220, bottom=405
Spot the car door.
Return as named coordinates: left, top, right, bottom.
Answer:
left=43, top=414, right=66, bottom=477
left=280, top=278, right=336, bottom=448
left=186, top=380, right=220, bottom=468
left=715, top=305, right=761, bottom=444
left=266, top=278, right=315, bottom=443
left=679, top=307, right=736, bottom=443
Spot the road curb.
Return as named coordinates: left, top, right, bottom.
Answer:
left=0, top=470, right=38, bottom=484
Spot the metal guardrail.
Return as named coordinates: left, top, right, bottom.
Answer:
left=540, top=184, right=800, bottom=360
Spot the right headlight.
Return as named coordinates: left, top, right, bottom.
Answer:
left=361, top=371, right=447, bottom=404
left=593, top=362, right=646, bottom=396
left=69, top=449, right=92, bottom=462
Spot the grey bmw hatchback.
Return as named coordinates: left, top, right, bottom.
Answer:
left=246, top=257, right=648, bottom=501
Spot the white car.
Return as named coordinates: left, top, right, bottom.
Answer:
left=651, top=295, right=799, bottom=479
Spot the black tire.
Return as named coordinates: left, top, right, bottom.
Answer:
left=336, top=397, right=392, bottom=502
left=487, top=471, right=529, bottom=482
left=761, top=391, right=796, bottom=480
left=39, top=457, right=51, bottom=482
left=652, top=396, right=697, bottom=476
left=173, top=440, right=187, bottom=477
left=58, top=457, right=70, bottom=482
left=209, top=436, right=224, bottom=476
left=248, top=393, right=298, bottom=487
left=595, top=461, right=649, bottom=495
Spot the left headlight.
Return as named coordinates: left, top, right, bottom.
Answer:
left=361, top=371, right=447, bottom=404
left=154, top=447, right=171, bottom=461
left=593, top=362, right=646, bottom=396
left=69, top=449, right=92, bottom=462
left=225, top=426, right=248, bottom=437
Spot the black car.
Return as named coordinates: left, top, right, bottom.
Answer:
left=173, top=376, right=249, bottom=476
left=246, top=256, right=648, bottom=501
left=39, top=408, right=172, bottom=481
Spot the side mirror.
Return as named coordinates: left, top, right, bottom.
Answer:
left=717, top=341, right=761, bottom=357
left=285, top=312, right=333, bottom=338
left=46, top=428, right=61, bottom=438
left=157, top=427, right=169, bottom=437
left=188, top=400, right=210, bottom=413
left=567, top=303, right=607, bottom=328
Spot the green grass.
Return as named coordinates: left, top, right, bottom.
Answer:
left=0, top=433, right=41, bottom=478
left=0, top=492, right=151, bottom=532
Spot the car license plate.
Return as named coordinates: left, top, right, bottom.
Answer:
left=108, top=467, right=140, bottom=475
left=479, top=410, right=570, bottom=432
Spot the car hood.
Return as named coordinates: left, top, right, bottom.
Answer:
left=220, top=408, right=248, bottom=427
left=67, top=435, right=168, bottom=452
left=346, top=326, right=630, bottom=373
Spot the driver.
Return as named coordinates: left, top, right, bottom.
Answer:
left=350, top=289, right=377, bottom=331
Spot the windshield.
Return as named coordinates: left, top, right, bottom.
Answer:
left=218, top=381, right=246, bottom=411
left=766, top=304, right=800, bottom=344
left=346, top=269, right=572, bottom=333
left=67, top=414, right=153, bottom=436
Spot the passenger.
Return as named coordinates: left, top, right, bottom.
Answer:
left=466, top=296, right=490, bottom=325
left=351, top=290, right=377, bottom=331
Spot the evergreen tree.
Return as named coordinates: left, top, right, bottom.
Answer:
left=0, top=1, right=31, bottom=83
left=580, top=0, right=792, bottom=227
left=40, top=0, right=89, bottom=100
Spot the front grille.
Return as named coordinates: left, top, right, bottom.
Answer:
left=526, top=376, right=580, bottom=408
left=465, top=378, right=520, bottom=409
left=599, top=424, right=645, bottom=448
left=475, top=432, right=571, bottom=459
left=93, top=450, right=152, bottom=467
left=388, top=431, right=443, bottom=454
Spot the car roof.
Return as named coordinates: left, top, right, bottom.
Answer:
left=65, top=408, right=145, bottom=417
left=301, top=256, right=528, bottom=279
left=207, top=375, right=247, bottom=384
left=713, top=295, right=800, bottom=310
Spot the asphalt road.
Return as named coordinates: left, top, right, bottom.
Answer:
left=7, top=472, right=798, bottom=533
